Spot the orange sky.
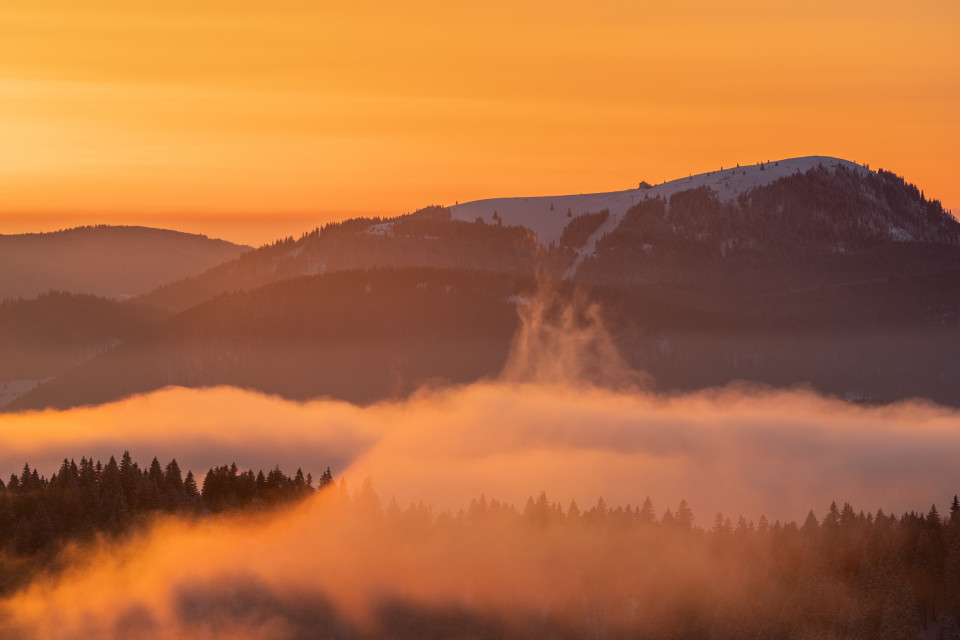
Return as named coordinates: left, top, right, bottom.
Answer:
left=1, top=0, right=957, bottom=246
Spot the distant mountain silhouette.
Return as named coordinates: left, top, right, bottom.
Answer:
left=0, top=225, right=249, bottom=301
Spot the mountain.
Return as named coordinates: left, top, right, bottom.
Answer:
left=7, top=269, right=530, bottom=410
left=0, top=291, right=161, bottom=407
left=453, top=156, right=959, bottom=279
left=135, top=157, right=959, bottom=317
left=579, top=160, right=959, bottom=292
left=448, top=159, right=863, bottom=246
left=7, top=157, right=960, bottom=411
left=0, top=225, right=250, bottom=301
left=134, top=211, right=550, bottom=315
left=7, top=263, right=960, bottom=413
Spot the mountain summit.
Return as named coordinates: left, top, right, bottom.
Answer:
left=450, top=157, right=871, bottom=247
left=450, top=156, right=957, bottom=252
left=5, top=157, right=960, bottom=412
left=133, top=157, right=958, bottom=314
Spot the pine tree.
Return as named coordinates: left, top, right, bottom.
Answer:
left=318, top=467, right=334, bottom=489
left=676, top=499, right=694, bottom=530
left=638, top=497, right=655, bottom=525
left=567, top=499, right=581, bottom=521
left=165, top=459, right=184, bottom=492
left=183, top=471, right=199, bottom=498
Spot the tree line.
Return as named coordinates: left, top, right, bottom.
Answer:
left=368, top=489, right=960, bottom=639
left=0, top=453, right=333, bottom=555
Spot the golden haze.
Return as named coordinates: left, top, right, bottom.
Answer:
left=3, top=383, right=959, bottom=523
left=3, top=381, right=960, bottom=638
left=1, top=0, right=958, bottom=244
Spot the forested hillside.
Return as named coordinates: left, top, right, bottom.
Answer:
left=9, top=269, right=533, bottom=410
left=0, top=453, right=331, bottom=594
left=0, top=292, right=161, bottom=407
left=8, top=263, right=960, bottom=412
left=137, top=209, right=558, bottom=315
left=581, top=164, right=960, bottom=293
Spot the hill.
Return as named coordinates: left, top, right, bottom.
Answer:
left=0, top=292, right=160, bottom=407
left=0, top=225, right=250, bottom=301
left=7, top=263, right=960, bottom=412
left=7, top=157, right=960, bottom=410
left=8, top=269, right=530, bottom=410
left=134, top=158, right=959, bottom=317
left=450, top=156, right=958, bottom=247
left=134, top=211, right=553, bottom=315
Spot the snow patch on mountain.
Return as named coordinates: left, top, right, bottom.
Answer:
left=450, top=157, right=869, bottom=248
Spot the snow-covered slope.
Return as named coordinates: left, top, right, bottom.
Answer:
left=450, top=157, right=868, bottom=248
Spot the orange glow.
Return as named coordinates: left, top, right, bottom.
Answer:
left=1, top=1, right=958, bottom=244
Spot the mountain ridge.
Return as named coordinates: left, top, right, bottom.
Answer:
left=7, top=156, right=959, bottom=411
left=130, top=157, right=959, bottom=315
left=450, top=157, right=870, bottom=247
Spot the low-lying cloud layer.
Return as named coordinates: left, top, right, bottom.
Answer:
left=2, top=290, right=959, bottom=637
left=0, top=386, right=382, bottom=481
left=3, top=381, right=959, bottom=522
left=2, top=379, right=959, bottom=638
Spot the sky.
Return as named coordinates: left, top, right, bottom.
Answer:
left=1, top=0, right=958, bottom=245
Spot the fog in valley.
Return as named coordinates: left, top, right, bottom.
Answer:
left=2, top=293, right=958, bottom=638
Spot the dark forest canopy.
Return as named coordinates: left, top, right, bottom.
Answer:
left=0, top=454, right=333, bottom=558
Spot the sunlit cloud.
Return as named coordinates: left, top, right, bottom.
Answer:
left=0, top=387, right=383, bottom=480
left=2, top=286, right=959, bottom=638
left=2, top=378, right=959, bottom=638
left=3, top=380, right=958, bottom=524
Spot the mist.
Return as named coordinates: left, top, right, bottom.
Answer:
left=3, top=381, right=958, bottom=523
left=2, top=290, right=959, bottom=638
left=0, top=387, right=382, bottom=481
left=3, top=377, right=959, bottom=638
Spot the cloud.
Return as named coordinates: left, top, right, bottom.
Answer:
left=3, top=377, right=959, bottom=638
left=3, top=288, right=959, bottom=637
left=0, top=386, right=383, bottom=481
left=3, top=378, right=959, bottom=523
